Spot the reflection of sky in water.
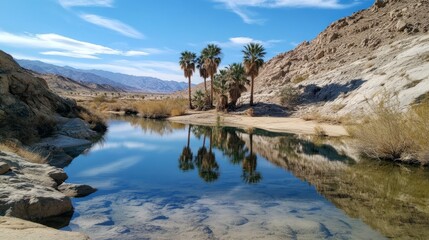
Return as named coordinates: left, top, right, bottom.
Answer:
left=63, top=120, right=386, bottom=240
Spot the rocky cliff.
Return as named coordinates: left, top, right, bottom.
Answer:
left=0, top=50, right=105, bottom=143
left=241, top=0, right=429, bottom=117
left=0, top=49, right=104, bottom=234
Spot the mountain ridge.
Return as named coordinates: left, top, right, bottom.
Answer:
left=17, top=59, right=189, bottom=93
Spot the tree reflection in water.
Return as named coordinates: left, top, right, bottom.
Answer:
left=178, top=125, right=194, bottom=171
left=180, top=125, right=262, bottom=184
left=241, top=133, right=262, bottom=184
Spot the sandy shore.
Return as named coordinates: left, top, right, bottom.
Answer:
left=169, top=111, right=348, bottom=137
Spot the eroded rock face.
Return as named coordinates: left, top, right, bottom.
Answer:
left=238, top=0, right=429, bottom=117
left=0, top=152, right=73, bottom=220
left=0, top=217, right=90, bottom=240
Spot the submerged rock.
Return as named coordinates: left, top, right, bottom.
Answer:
left=58, top=183, right=97, bottom=198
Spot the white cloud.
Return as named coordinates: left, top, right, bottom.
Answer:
left=123, top=50, right=150, bottom=56
left=41, top=51, right=100, bottom=59
left=80, top=14, right=144, bottom=39
left=89, top=141, right=159, bottom=152
left=212, top=37, right=282, bottom=48
left=59, top=0, right=114, bottom=8
left=213, top=0, right=353, bottom=24
left=0, top=31, right=152, bottom=59
left=79, top=156, right=141, bottom=177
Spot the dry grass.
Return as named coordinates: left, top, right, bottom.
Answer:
left=314, top=125, right=327, bottom=137
left=292, top=74, right=309, bottom=83
left=301, top=112, right=353, bottom=125
left=348, top=100, right=429, bottom=165
left=79, top=97, right=187, bottom=119
left=133, top=99, right=187, bottom=118
left=279, top=85, right=300, bottom=109
left=0, top=141, right=47, bottom=164
left=0, top=114, right=57, bottom=144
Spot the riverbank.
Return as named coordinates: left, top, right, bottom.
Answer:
left=168, top=110, right=348, bottom=137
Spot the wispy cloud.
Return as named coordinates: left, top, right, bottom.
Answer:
left=212, top=37, right=282, bottom=48
left=89, top=141, right=159, bottom=152
left=0, top=31, right=150, bottom=59
left=80, top=14, right=144, bottom=39
left=80, top=156, right=141, bottom=177
left=213, top=0, right=354, bottom=24
left=59, top=0, right=114, bottom=8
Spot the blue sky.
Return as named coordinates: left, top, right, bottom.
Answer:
left=0, top=0, right=372, bottom=82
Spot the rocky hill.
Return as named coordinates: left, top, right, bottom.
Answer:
left=17, top=59, right=190, bottom=93
left=239, top=0, right=429, bottom=117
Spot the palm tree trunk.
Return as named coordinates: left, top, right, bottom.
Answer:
left=210, top=74, right=214, bottom=107
left=187, top=125, right=191, bottom=148
left=188, top=76, right=192, bottom=109
left=250, top=75, right=254, bottom=106
left=204, top=77, right=207, bottom=92
left=249, top=133, right=253, bottom=156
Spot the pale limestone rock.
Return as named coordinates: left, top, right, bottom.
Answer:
left=0, top=217, right=90, bottom=240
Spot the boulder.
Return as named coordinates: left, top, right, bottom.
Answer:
left=396, top=20, right=407, bottom=32
left=0, top=162, right=10, bottom=175
left=315, top=51, right=325, bottom=60
left=58, top=183, right=97, bottom=198
left=40, top=135, right=92, bottom=157
left=0, top=151, right=73, bottom=220
left=0, top=217, right=90, bottom=240
left=57, top=118, right=98, bottom=140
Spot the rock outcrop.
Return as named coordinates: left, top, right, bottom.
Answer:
left=0, top=217, right=89, bottom=240
left=239, top=0, right=429, bottom=117
left=0, top=151, right=72, bottom=220
left=0, top=50, right=105, bottom=228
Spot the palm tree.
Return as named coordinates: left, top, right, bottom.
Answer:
left=179, top=125, right=194, bottom=171
left=201, top=44, right=222, bottom=107
left=243, top=43, right=266, bottom=106
left=213, top=69, right=229, bottom=111
left=179, top=51, right=197, bottom=109
left=226, top=63, right=249, bottom=109
left=242, top=133, right=262, bottom=184
left=196, top=128, right=219, bottom=182
left=196, top=56, right=209, bottom=92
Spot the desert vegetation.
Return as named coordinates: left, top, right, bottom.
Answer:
left=348, top=99, right=429, bottom=165
left=180, top=43, right=265, bottom=112
left=78, top=97, right=187, bottom=119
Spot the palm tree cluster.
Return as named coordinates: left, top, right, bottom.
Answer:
left=179, top=43, right=266, bottom=111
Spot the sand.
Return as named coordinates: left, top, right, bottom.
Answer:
left=168, top=111, right=348, bottom=137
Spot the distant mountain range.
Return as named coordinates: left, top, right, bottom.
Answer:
left=16, top=59, right=189, bottom=93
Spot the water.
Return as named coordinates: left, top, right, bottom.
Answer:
left=62, top=118, right=429, bottom=239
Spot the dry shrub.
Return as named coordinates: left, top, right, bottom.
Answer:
left=134, top=99, right=187, bottom=119
left=75, top=106, right=107, bottom=133
left=314, top=125, right=327, bottom=137
left=292, top=74, right=308, bottom=83
left=279, top=85, right=300, bottom=109
left=0, top=141, right=47, bottom=164
left=348, top=100, right=429, bottom=165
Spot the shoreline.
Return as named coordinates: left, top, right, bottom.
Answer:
left=168, top=111, right=349, bottom=137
